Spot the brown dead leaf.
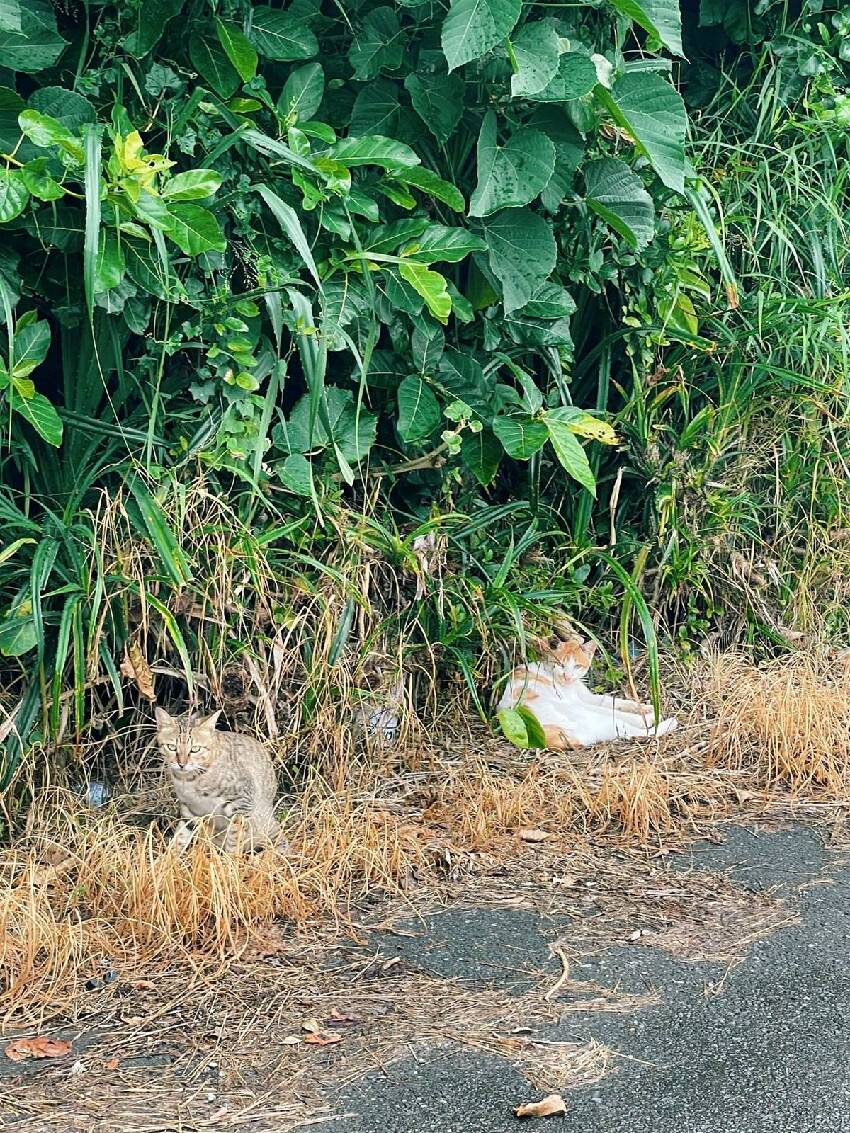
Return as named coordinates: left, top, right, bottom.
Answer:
left=104, top=1056, right=120, bottom=1071
left=281, top=1036, right=301, bottom=1046
left=303, top=1032, right=343, bottom=1047
left=515, top=1094, right=567, bottom=1119
left=301, top=1018, right=322, bottom=1034
left=519, top=828, right=550, bottom=843
left=5, top=1036, right=72, bottom=1063
left=121, top=643, right=156, bottom=701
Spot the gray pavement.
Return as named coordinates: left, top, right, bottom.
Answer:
left=322, top=826, right=850, bottom=1133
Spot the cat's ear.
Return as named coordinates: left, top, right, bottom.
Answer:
left=154, top=706, right=173, bottom=728
left=583, top=640, right=598, bottom=660
left=196, top=709, right=222, bottom=731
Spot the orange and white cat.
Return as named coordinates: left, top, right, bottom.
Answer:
left=498, top=636, right=677, bottom=750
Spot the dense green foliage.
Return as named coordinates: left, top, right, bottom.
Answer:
left=1, top=0, right=849, bottom=782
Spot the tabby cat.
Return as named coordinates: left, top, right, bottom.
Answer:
left=154, top=708, right=280, bottom=852
left=498, top=635, right=678, bottom=750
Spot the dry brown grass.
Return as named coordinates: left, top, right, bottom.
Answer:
left=8, top=645, right=850, bottom=1023
left=0, top=769, right=429, bottom=1021
left=695, top=649, right=850, bottom=793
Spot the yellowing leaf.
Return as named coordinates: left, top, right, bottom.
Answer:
left=398, top=262, right=452, bottom=324
left=568, top=414, right=618, bottom=445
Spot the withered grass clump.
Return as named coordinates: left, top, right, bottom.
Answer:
left=432, top=750, right=726, bottom=847
left=0, top=774, right=427, bottom=1020
left=698, top=650, right=850, bottom=792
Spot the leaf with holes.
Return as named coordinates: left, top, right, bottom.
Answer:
left=584, top=157, right=655, bottom=250
left=397, top=375, right=442, bottom=443
left=599, top=72, right=687, bottom=194
left=483, top=208, right=556, bottom=313
left=442, top=0, right=521, bottom=72
left=469, top=112, right=555, bottom=217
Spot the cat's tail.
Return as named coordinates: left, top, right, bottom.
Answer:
left=652, top=716, right=678, bottom=737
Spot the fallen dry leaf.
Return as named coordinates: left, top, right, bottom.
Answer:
left=121, top=642, right=156, bottom=701
left=303, top=1032, right=342, bottom=1047
left=5, top=1036, right=72, bottom=1063
left=301, top=1018, right=322, bottom=1034
left=104, top=1057, right=120, bottom=1071
left=515, top=1093, right=567, bottom=1119
left=281, top=1036, right=301, bottom=1046
left=519, top=828, right=550, bottom=844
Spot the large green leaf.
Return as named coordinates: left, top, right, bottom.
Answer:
left=0, top=1, right=20, bottom=33
left=216, top=18, right=257, bottom=82
left=584, top=157, right=655, bottom=250
left=349, top=7, right=404, bottom=80
left=600, top=72, right=688, bottom=194
left=546, top=418, right=596, bottom=494
left=469, top=112, right=555, bottom=218
left=9, top=386, right=62, bottom=446
left=21, top=157, right=63, bottom=201
left=397, top=375, right=442, bottom=443
left=461, top=428, right=501, bottom=484
left=510, top=21, right=560, bottom=97
left=391, top=166, right=465, bottom=211
left=280, top=387, right=376, bottom=464
left=278, top=63, right=325, bottom=124
left=526, top=52, right=596, bottom=102
left=94, top=230, right=126, bottom=294
left=608, top=0, right=683, bottom=56
left=0, top=169, right=29, bottom=222
left=162, top=203, right=226, bottom=255
left=331, top=135, right=420, bottom=170
left=162, top=169, right=222, bottom=201
left=11, top=318, right=50, bottom=377
left=402, top=225, right=487, bottom=264
left=349, top=80, right=400, bottom=136
left=123, top=0, right=184, bottom=56
left=189, top=34, right=240, bottom=98
left=530, top=107, right=584, bottom=212
left=28, top=87, right=95, bottom=130
left=441, top=0, right=522, bottom=72
left=405, top=72, right=464, bottom=144
left=0, top=0, right=66, bottom=73
left=438, top=350, right=491, bottom=417
left=493, top=414, right=549, bottom=459
left=0, top=608, right=38, bottom=657
left=18, top=109, right=84, bottom=161
left=398, top=262, right=451, bottom=323
left=280, top=453, right=314, bottom=496
left=249, top=6, right=317, bottom=61
left=497, top=706, right=547, bottom=749
left=482, top=207, right=557, bottom=313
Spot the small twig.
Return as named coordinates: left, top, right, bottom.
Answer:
left=545, top=944, right=570, bottom=1001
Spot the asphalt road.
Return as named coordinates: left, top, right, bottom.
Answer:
left=321, top=826, right=850, bottom=1133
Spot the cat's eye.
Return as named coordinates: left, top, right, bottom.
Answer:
left=190, top=744, right=200, bottom=755
left=166, top=743, right=178, bottom=753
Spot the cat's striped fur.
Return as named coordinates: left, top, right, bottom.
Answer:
left=154, top=708, right=280, bottom=852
